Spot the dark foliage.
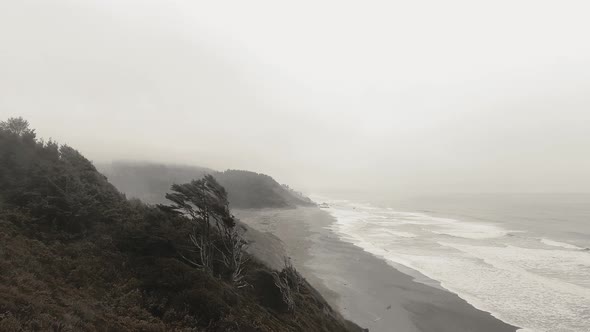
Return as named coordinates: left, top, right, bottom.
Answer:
left=0, top=118, right=363, bottom=332
left=0, top=117, right=126, bottom=234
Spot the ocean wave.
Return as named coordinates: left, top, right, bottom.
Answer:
left=384, top=230, right=417, bottom=238
left=540, top=238, right=585, bottom=250
left=430, top=223, right=508, bottom=239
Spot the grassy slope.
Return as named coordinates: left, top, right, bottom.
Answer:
left=0, top=210, right=360, bottom=332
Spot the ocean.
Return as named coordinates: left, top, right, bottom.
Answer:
left=312, top=193, right=590, bottom=332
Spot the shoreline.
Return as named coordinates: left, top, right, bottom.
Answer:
left=238, top=207, right=519, bottom=332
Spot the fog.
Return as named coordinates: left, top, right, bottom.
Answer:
left=2, top=0, right=590, bottom=195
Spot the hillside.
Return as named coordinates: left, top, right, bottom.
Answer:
left=0, top=118, right=362, bottom=332
left=99, top=162, right=315, bottom=209
left=216, top=170, right=314, bottom=209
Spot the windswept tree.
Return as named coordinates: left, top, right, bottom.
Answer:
left=161, top=175, right=247, bottom=284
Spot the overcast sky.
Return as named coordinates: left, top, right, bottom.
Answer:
left=1, top=0, right=590, bottom=194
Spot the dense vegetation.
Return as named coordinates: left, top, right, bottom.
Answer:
left=99, top=162, right=315, bottom=209
left=0, top=118, right=363, bottom=332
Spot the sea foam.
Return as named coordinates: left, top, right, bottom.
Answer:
left=322, top=198, right=590, bottom=332
left=540, top=238, right=585, bottom=250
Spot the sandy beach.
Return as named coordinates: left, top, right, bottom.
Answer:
left=237, top=206, right=518, bottom=332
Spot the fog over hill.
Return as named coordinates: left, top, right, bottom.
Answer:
left=98, top=161, right=315, bottom=209
left=3, top=1, right=590, bottom=195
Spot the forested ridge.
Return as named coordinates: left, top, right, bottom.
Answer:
left=0, top=117, right=363, bottom=332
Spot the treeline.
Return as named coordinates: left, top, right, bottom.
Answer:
left=0, top=117, right=362, bottom=332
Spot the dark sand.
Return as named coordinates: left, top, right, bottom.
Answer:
left=237, top=207, right=518, bottom=332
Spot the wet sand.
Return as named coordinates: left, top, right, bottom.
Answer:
left=237, top=207, right=518, bottom=332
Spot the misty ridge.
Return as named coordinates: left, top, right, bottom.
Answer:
left=97, top=162, right=315, bottom=209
